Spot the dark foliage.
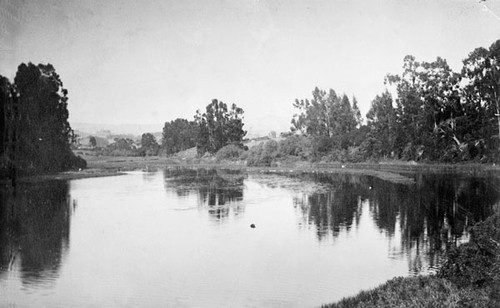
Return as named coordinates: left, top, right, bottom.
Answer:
left=195, top=99, right=246, bottom=155
left=287, top=39, right=500, bottom=164
left=98, top=138, right=140, bottom=157
left=438, top=214, right=500, bottom=288
left=162, top=118, right=197, bottom=155
left=139, top=133, right=160, bottom=156
left=1, top=63, right=85, bottom=175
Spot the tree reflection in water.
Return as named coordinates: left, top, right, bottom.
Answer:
left=163, top=168, right=246, bottom=220
left=291, top=172, right=500, bottom=273
left=0, top=181, right=73, bottom=286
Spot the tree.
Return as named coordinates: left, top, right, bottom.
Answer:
left=140, top=133, right=159, bottom=156
left=386, top=56, right=462, bottom=160
left=162, top=118, right=197, bottom=155
left=352, top=96, right=363, bottom=127
left=13, top=63, right=84, bottom=173
left=102, top=138, right=138, bottom=156
left=366, top=91, right=396, bottom=158
left=195, top=99, right=246, bottom=155
left=462, top=39, right=500, bottom=158
left=0, top=75, right=16, bottom=164
left=291, top=87, right=360, bottom=151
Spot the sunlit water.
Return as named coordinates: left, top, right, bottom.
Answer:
left=1, top=168, right=499, bottom=307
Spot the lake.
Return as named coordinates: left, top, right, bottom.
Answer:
left=1, top=168, right=499, bottom=307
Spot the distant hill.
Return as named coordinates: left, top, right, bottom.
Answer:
left=71, top=122, right=162, bottom=136
left=245, top=113, right=291, bottom=139
left=71, top=117, right=291, bottom=142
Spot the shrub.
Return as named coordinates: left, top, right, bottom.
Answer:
left=438, top=213, right=500, bottom=288
left=278, top=135, right=312, bottom=159
left=216, top=144, right=245, bottom=161
left=311, top=136, right=335, bottom=160
left=246, top=140, right=280, bottom=166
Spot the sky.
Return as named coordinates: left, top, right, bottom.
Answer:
left=1, top=0, right=500, bottom=136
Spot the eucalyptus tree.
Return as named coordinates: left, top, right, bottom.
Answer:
left=462, top=39, right=500, bottom=158
left=14, top=63, right=80, bottom=173
left=386, top=56, right=462, bottom=160
left=366, top=91, right=396, bottom=157
left=291, top=87, right=360, bottom=152
left=195, top=99, right=246, bottom=155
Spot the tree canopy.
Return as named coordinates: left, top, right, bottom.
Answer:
left=195, top=99, right=246, bottom=154
left=291, top=88, right=362, bottom=154
left=1, top=63, right=85, bottom=174
left=140, top=133, right=160, bottom=156
left=162, top=118, right=197, bottom=155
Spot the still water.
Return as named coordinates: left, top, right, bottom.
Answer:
left=1, top=168, right=499, bottom=307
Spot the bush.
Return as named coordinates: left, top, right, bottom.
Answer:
left=278, top=135, right=312, bottom=159
left=246, top=140, right=279, bottom=166
left=438, top=213, right=500, bottom=288
left=216, top=144, right=245, bottom=161
left=311, top=136, right=335, bottom=160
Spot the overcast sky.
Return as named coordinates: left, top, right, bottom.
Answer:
left=1, top=0, right=500, bottom=135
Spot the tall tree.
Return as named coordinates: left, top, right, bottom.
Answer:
left=195, top=99, right=246, bottom=154
left=462, top=39, right=500, bottom=157
left=291, top=87, right=360, bottom=150
left=14, top=63, right=81, bottom=173
left=366, top=91, right=396, bottom=157
left=386, top=56, right=462, bottom=160
left=352, top=96, right=363, bottom=127
left=0, top=76, right=15, bottom=162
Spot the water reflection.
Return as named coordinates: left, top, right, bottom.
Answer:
left=0, top=181, right=72, bottom=286
left=163, top=168, right=246, bottom=220
left=289, top=172, right=500, bottom=273
left=2, top=170, right=500, bottom=307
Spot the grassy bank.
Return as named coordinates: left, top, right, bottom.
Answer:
left=322, top=213, right=500, bottom=308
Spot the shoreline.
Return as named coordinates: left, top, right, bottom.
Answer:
left=5, top=155, right=500, bottom=184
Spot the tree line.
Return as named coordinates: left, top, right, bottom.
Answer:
left=161, top=99, right=247, bottom=156
left=244, top=39, right=500, bottom=165
left=359, top=40, right=500, bottom=162
left=4, top=39, right=497, bottom=173
left=161, top=40, right=499, bottom=164
left=1, top=63, right=86, bottom=176
left=87, top=99, right=247, bottom=158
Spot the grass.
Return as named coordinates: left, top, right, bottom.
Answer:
left=321, top=276, right=490, bottom=308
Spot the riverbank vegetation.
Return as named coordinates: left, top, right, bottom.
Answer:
left=322, top=213, right=500, bottom=307
left=153, top=39, right=500, bottom=167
